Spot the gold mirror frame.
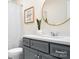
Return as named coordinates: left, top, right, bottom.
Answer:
left=42, top=0, right=70, bottom=26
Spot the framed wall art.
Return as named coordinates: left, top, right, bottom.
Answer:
left=24, top=6, right=34, bottom=24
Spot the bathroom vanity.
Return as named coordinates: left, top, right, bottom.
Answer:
left=22, top=35, right=70, bottom=59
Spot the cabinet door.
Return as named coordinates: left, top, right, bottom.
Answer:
left=39, top=52, right=57, bottom=59
left=29, top=48, right=39, bottom=59
left=23, top=46, right=30, bottom=59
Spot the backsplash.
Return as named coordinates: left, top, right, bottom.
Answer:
left=23, top=19, right=70, bottom=36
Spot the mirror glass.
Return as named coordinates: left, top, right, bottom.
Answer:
left=42, top=0, right=70, bottom=26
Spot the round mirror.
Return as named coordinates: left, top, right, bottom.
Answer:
left=42, top=0, right=70, bottom=26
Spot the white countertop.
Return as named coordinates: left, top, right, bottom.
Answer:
left=23, top=35, right=70, bottom=45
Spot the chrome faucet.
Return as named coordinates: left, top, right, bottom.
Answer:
left=51, top=32, right=58, bottom=36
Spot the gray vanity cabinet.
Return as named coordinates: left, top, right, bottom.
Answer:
left=23, top=38, right=30, bottom=47
left=23, top=46, right=30, bottom=59
left=23, top=46, right=57, bottom=59
left=29, top=48, right=39, bottom=59
left=23, top=46, right=39, bottom=59
left=50, top=43, right=70, bottom=59
left=39, top=52, right=57, bottom=59
left=23, top=37, right=70, bottom=59
left=30, top=40, right=49, bottom=53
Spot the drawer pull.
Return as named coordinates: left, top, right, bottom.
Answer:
left=34, top=55, right=40, bottom=59
left=34, top=55, right=38, bottom=57
left=37, top=55, right=40, bottom=59
left=31, top=43, right=34, bottom=46
left=34, top=55, right=38, bottom=59
left=55, top=50, right=67, bottom=54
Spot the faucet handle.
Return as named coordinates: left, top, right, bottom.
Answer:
left=55, top=32, right=58, bottom=36
left=51, top=32, right=58, bottom=36
left=50, top=32, right=54, bottom=36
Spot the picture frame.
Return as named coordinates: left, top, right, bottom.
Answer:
left=24, top=6, right=34, bottom=24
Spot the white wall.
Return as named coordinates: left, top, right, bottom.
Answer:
left=8, top=2, right=22, bottom=49
left=22, top=0, right=70, bottom=36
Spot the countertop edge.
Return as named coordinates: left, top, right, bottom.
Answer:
left=22, top=35, right=70, bottom=46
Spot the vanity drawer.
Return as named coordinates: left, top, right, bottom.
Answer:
left=50, top=43, right=70, bottom=58
left=30, top=40, right=49, bottom=53
left=23, top=38, right=30, bottom=46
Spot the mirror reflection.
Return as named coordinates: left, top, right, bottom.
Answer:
left=42, top=0, right=70, bottom=26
